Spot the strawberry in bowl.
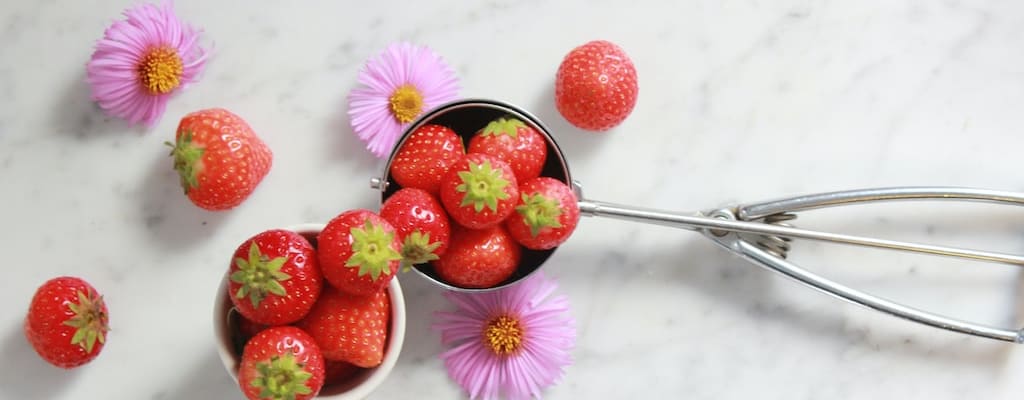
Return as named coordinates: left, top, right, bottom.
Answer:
left=505, top=177, right=581, bottom=250
left=228, top=229, right=323, bottom=326
left=388, top=124, right=465, bottom=195
left=467, top=116, right=547, bottom=183
left=380, top=187, right=451, bottom=271
left=432, top=224, right=521, bottom=289
left=439, top=153, right=520, bottom=230
left=214, top=223, right=406, bottom=400
left=318, top=209, right=402, bottom=297
left=238, top=326, right=325, bottom=400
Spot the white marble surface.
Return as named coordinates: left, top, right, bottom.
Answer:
left=4, top=0, right=1024, bottom=398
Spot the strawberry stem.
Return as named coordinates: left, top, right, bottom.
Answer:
left=166, top=130, right=205, bottom=193
left=456, top=160, right=511, bottom=213
left=480, top=117, right=527, bottom=138
left=399, top=230, right=441, bottom=271
left=62, top=289, right=109, bottom=353
left=230, top=242, right=291, bottom=309
left=346, top=220, right=402, bottom=280
left=516, top=192, right=564, bottom=237
left=250, top=353, right=314, bottom=399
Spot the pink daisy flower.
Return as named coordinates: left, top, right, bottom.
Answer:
left=348, top=42, right=460, bottom=158
left=86, top=1, right=207, bottom=127
left=433, top=272, right=576, bottom=400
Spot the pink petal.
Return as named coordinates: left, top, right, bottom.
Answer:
left=85, top=1, right=205, bottom=128
left=346, top=42, right=462, bottom=158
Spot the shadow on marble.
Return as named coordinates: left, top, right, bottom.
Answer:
left=137, top=151, right=231, bottom=250
left=657, top=238, right=1013, bottom=365
left=529, top=82, right=607, bottom=165
left=0, top=326, right=80, bottom=399
left=321, top=93, right=380, bottom=171
left=389, top=274, right=447, bottom=367
left=150, top=350, right=241, bottom=400
left=51, top=72, right=148, bottom=138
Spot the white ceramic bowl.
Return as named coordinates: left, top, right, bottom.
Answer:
left=213, top=223, right=406, bottom=399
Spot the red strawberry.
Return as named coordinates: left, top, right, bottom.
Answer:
left=318, top=209, right=402, bottom=296
left=239, top=326, right=325, bottom=400
left=505, top=177, right=581, bottom=250
left=389, top=124, right=465, bottom=194
left=296, top=286, right=390, bottom=368
left=555, top=40, right=639, bottom=131
left=467, top=117, right=548, bottom=182
left=167, top=108, right=273, bottom=211
left=323, top=360, right=362, bottom=386
left=439, top=153, right=520, bottom=229
left=432, top=225, right=521, bottom=288
left=228, top=229, right=323, bottom=325
left=380, top=187, right=451, bottom=271
left=24, top=276, right=109, bottom=369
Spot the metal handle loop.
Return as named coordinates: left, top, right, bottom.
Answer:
left=706, top=228, right=1023, bottom=343
left=579, top=186, right=1024, bottom=343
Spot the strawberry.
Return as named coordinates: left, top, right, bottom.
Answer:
left=229, top=229, right=323, bottom=326
left=380, top=187, right=451, bottom=271
left=318, top=209, right=402, bottom=296
left=555, top=40, right=639, bottom=131
left=432, top=225, right=521, bottom=288
left=238, top=326, right=325, bottom=400
left=296, top=285, right=390, bottom=368
left=467, top=117, right=548, bottom=182
left=439, top=153, right=520, bottom=229
left=167, top=108, right=273, bottom=211
left=389, top=124, right=465, bottom=194
left=24, top=276, right=109, bottom=369
left=505, top=177, right=581, bottom=250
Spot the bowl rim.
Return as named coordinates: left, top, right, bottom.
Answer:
left=213, top=222, right=407, bottom=399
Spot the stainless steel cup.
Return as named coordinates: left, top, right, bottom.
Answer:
left=370, top=99, right=574, bottom=292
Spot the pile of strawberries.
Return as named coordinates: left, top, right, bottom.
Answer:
left=226, top=213, right=399, bottom=400
left=386, top=116, right=581, bottom=288
left=221, top=115, right=584, bottom=399
left=21, top=39, right=637, bottom=398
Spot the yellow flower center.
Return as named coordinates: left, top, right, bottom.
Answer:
left=388, top=84, right=424, bottom=124
left=137, top=47, right=183, bottom=95
left=482, top=315, right=523, bottom=355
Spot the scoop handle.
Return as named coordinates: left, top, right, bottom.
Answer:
left=578, top=187, right=1024, bottom=343
left=718, top=236, right=1023, bottom=343
left=577, top=198, right=1024, bottom=266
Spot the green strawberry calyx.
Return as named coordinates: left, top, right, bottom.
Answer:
left=250, top=352, right=314, bottom=399
left=165, top=130, right=205, bottom=194
left=346, top=220, right=402, bottom=280
left=231, top=242, right=291, bottom=309
left=516, top=192, right=564, bottom=237
left=456, top=160, right=511, bottom=213
left=399, top=230, right=441, bottom=272
left=63, top=290, right=109, bottom=353
left=480, top=117, right=527, bottom=138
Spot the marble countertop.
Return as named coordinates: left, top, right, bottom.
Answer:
left=4, top=1, right=1024, bottom=399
